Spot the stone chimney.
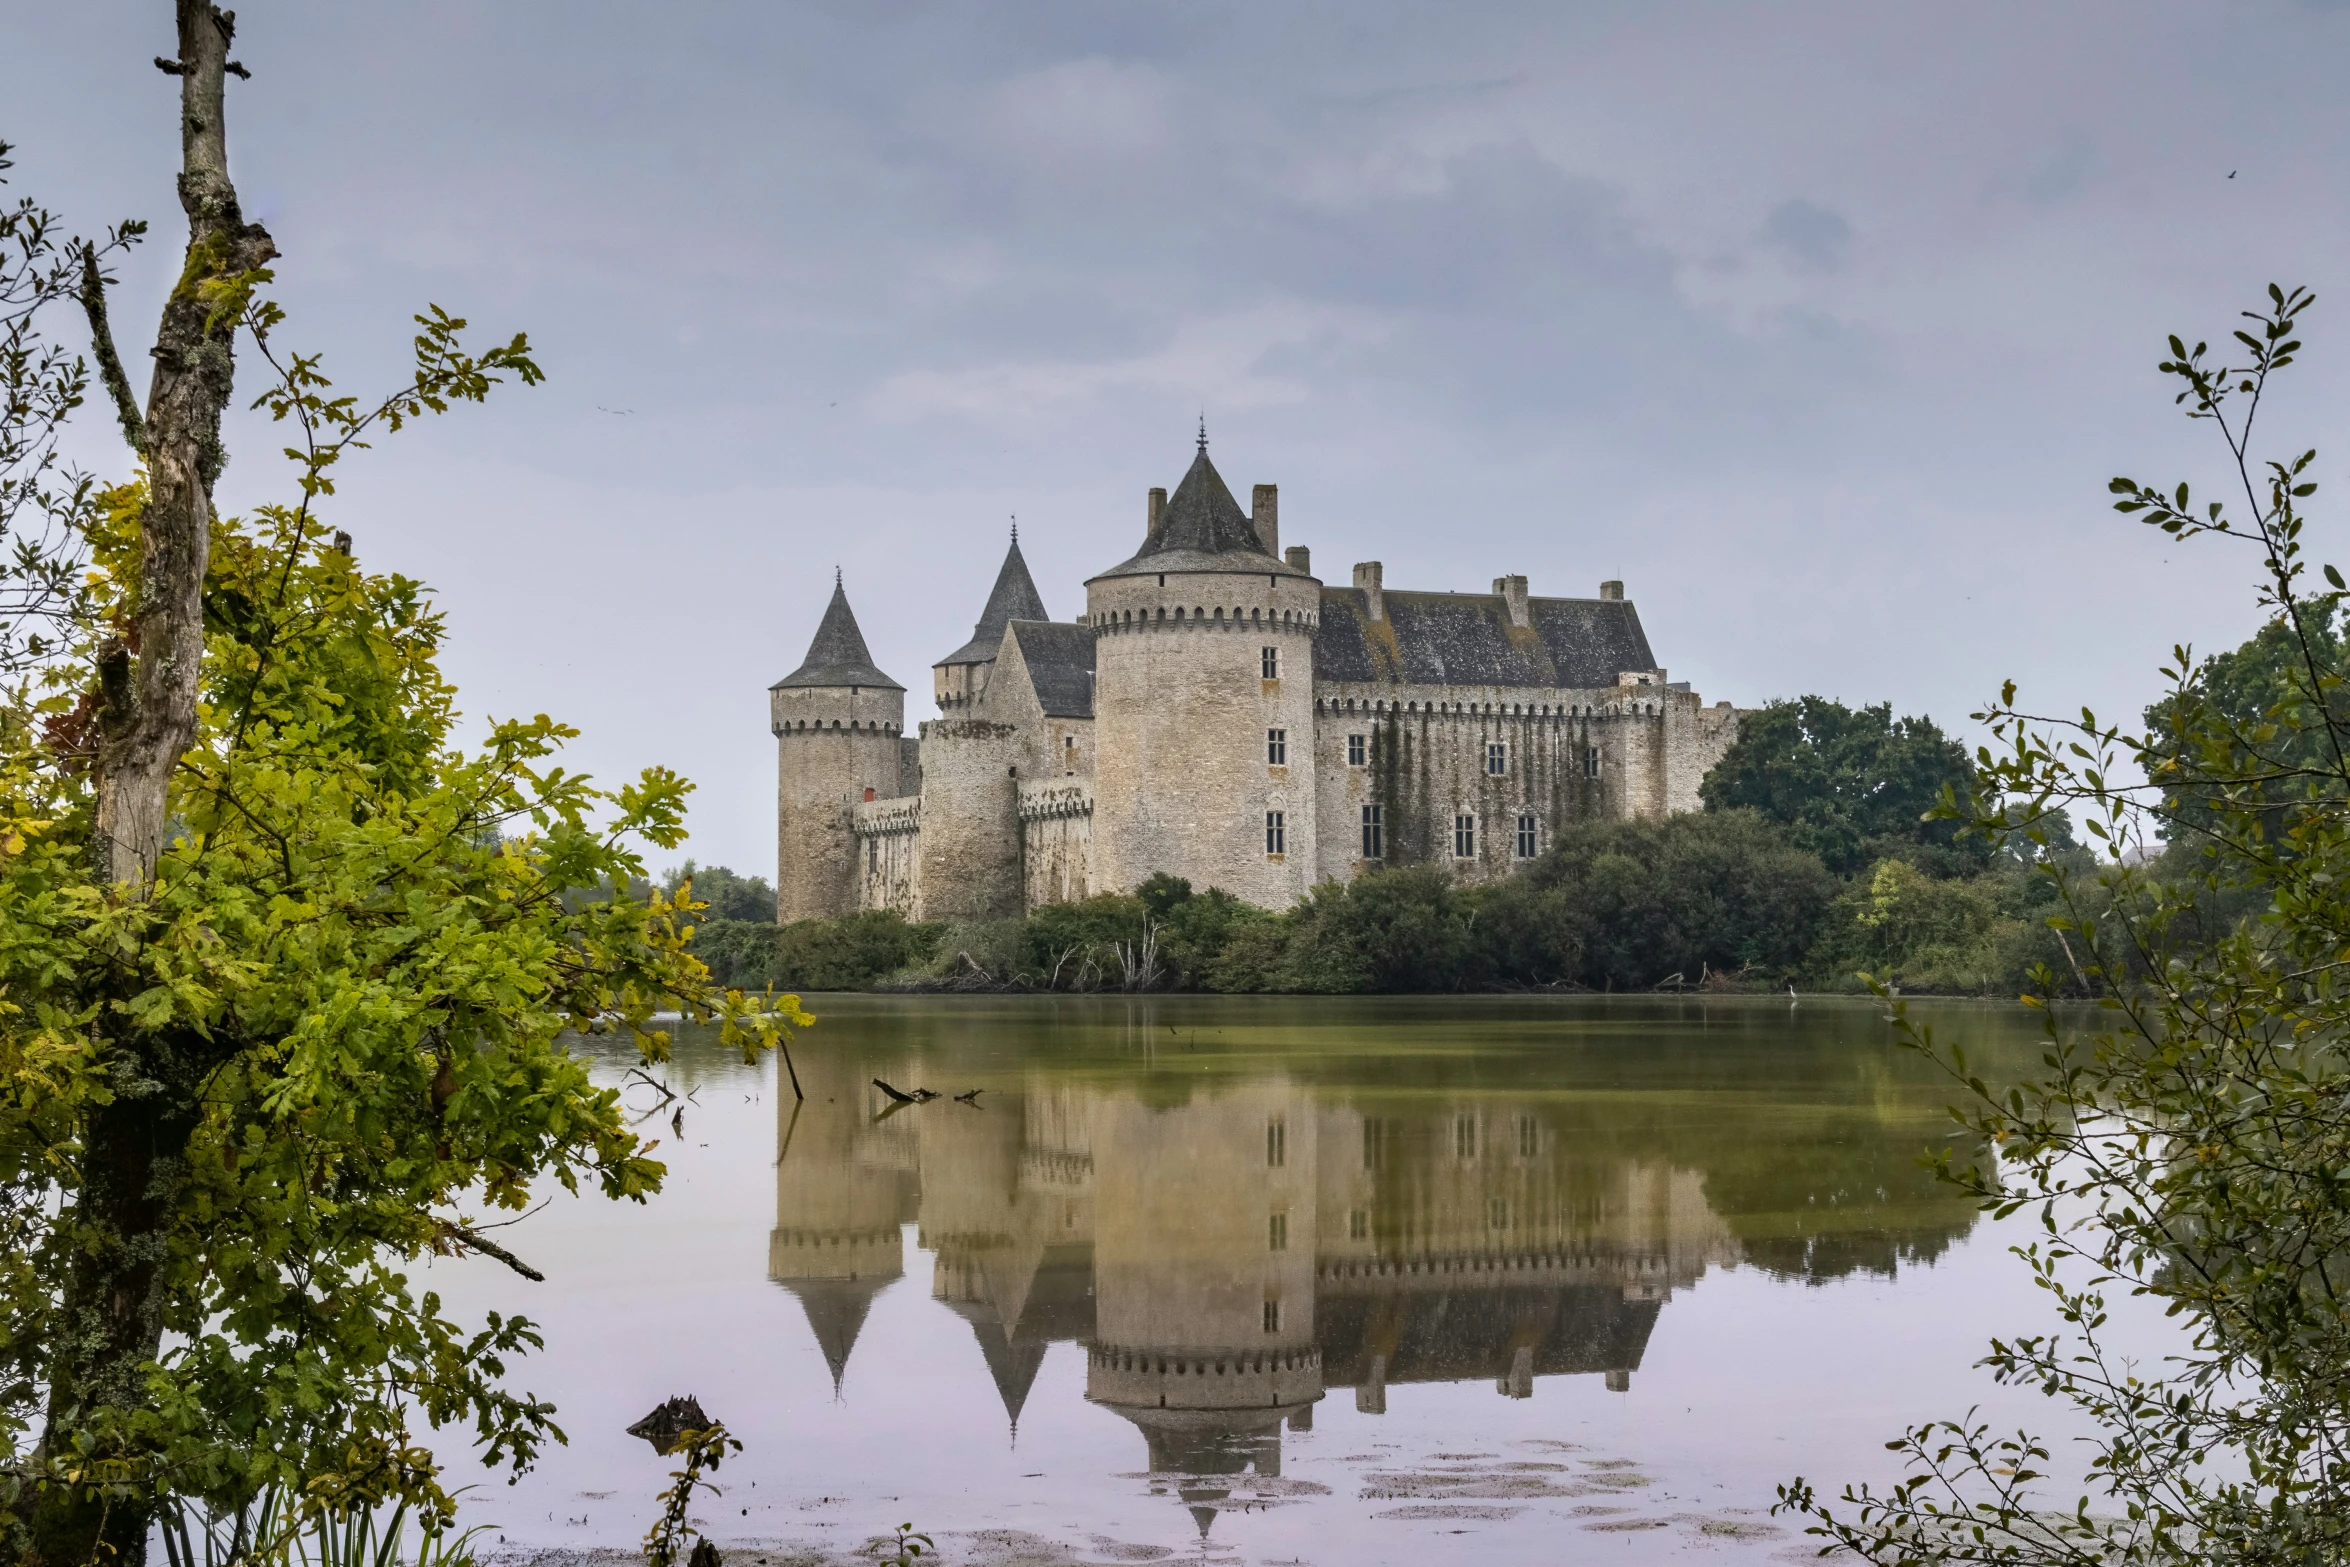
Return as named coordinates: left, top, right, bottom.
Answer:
left=1285, top=545, right=1312, bottom=575
left=1599, top=579, right=1624, bottom=602
left=1353, top=561, right=1385, bottom=622
left=1252, top=483, right=1279, bottom=556
left=1493, top=574, right=1530, bottom=628
left=1147, top=487, right=1166, bottom=539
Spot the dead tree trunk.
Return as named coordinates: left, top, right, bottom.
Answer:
left=92, top=0, right=273, bottom=888
left=19, top=8, right=273, bottom=1565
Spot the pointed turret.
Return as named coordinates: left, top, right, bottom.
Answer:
left=770, top=573, right=909, bottom=921
left=774, top=573, right=904, bottom=692
left=934, top=529, right=1052, bottom=711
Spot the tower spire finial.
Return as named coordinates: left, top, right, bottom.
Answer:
left=1197, top=411, right=1208, bottom=454
left=1010, top=514, right=1018, bottom=544
left=834, top=563, right=842, bottom=587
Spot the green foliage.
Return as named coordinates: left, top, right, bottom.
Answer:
left=0, top=230, right=802, bottom=1543
left=661, top=860, right=776, bottom=923
left=1701, top=695, right=1985, bottom=875
left=2144, top=592, right=2350, bottom=843
left=641, top=1423, right=739, bottom=1567
left=1782, top=284, right=2350, bottom=1564
left=1505, top=809, right=1839, bottom=988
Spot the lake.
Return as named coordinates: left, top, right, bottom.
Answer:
left=441, top=994, right=2095, bottom=1567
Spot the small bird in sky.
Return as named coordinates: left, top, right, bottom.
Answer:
left=596, top=405, right=633, bottom=415
left=2229, top=170, right=2237, bottom=179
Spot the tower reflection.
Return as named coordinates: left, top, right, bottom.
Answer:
left=769, top=1061, right=1876, bottom=1533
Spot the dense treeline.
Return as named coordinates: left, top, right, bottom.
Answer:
left=675, top=676, right=2289, bottom=996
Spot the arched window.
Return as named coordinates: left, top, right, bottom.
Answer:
left=1175, top=607, right=1185, bottom=623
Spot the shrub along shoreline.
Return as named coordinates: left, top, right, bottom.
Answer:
left=676, top=806, right=2091, bottom=997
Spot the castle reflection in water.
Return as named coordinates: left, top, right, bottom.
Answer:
left=766, top=1038, right=1908, bottom=1527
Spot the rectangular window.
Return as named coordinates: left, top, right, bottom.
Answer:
left=1349, top=1208, right=1368, bottom=1240
left=1361, top=803, right=1383, bottom=859
left=1261, top=646, right=1279, bottom=679
left=1454, top=813, right=1476, bottom=858
left=1267, top=1118, right=1286, bottom=1167
left=1518, top=1116, right=1538, bottom=1158
left=1363, top=1118, right=1388, bottom=1170
left=1268, top=1212, right=1288, bottom=1251
left=1486, top=742, right=1508, bottom=775
left=1583, top=745, right=1600, bottom=778
left=868, top=839, right=878, bottom=874
left=1267, top=728, right=1287, bottom=765
left=1516, top=813, right=1538, bottom=858
left=1263, top=1298, right=1283, bottom=1333
left=1265, top=810, right=1286, bottom=856
left=1347, top=732, right=1366, bottom=767
left=1488, top=1198, right=1510, bottom=1231
left=1455, top=1115, right=1478, bottom=1160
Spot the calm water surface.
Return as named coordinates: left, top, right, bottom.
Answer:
left=439, top=995, right=2092, bottom=1567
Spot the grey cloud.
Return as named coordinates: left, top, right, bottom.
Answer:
left=1756, top=197, right=1853, bottom=272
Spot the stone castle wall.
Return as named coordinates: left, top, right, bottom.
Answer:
left=852, top=795, right=921, bottom=914
left=1019, top=779, right=1094, bottom=909
left=911, top=717, right=1023, bottom=921
left=771, top=681, right=907, bottom=923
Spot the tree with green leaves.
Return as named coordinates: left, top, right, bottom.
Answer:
left=1701, top=694, right=1984, bottom=876
left=0, top=11, right=799, bottom=1565
left=1781, top=284, right=2350, bottom=1563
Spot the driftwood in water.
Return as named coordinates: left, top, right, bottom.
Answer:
left=872, top=1078, right=939, bottom=1103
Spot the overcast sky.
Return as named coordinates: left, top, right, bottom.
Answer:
left=11, top=2, right=2350, bottom=876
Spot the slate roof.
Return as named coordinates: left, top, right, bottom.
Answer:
left=1314, top=588, right=1657, bottom=689
left=1005, top=620, right=1097, bottom=719
left=1091, top=442, right=1311, bottom=580
left=939, top=533, right=1051, bottom=668
left=773, top=578, right=904, bottom=691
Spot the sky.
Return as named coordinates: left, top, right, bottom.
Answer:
left=9, top=2, right=2350, bottom=877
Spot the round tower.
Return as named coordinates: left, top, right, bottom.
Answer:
left=771, top=573, right=907, bottom=922
left=1086, top=434, right=1320, bottom=907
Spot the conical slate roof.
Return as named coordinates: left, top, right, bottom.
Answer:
left=1091, top=435, right=1311, bottom=581
left=938, top=531, right=1051, bottom=668
left=772, top=576, right=903, bottom=691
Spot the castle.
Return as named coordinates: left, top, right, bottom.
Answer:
left=770, top=435, right=1739, bottom=922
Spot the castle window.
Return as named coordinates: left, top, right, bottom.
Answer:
left=1518, top=1115, right=1538, bottom=1158
left=1361, top=803, right=1383, bottom=859
left=1261, top=645, right=1279, bottom=679
left=868, top=839, right=878, bottom=874
left=1364, top=1118, right=1389, bottom=1169
left=1263, top=1299, right=1282, bottom=1334
left=1453, top=813, right=1476, bottom=858
left=1349, top=1208, right=1368, bottom=1240
left=1516, top=813, right=1538, bottom=858
left=1486, top=742, right=1507, bottom=775
left=1267, top=1118, right=1286, bottom=1167
left=1348, top=733, right=1366, bottom=767
left=1267, top=728, right=1287, bottom=765
left=1268, top=1211, right=1288, bottom=1251
left=1583, top=745, right=1600, bottom=778
left=1265, top=810, right=1286, bottom=856
left=1489, top=1198, right=1509, bottom=1231
left=1455, top=1115, right=1478, bottom=1159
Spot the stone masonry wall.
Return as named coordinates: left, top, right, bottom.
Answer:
left=913, top=716, right=1024, bottom=921
left=771, top=682, right=906, bottom=922
left=1019, top=779, right=1094, bottom=909
left=1309, top=681, right=1723, bottom=887
left=1088, top=572, right=1324, bottom=907
left=852, top=795, right=921, bottom=914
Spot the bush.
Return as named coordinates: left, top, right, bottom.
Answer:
left=1516, top=810, right=1838, bottom=988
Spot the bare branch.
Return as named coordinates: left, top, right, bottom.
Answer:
left=76, top=245, right=144, bottom=456
left=451, top=1224, right=546, bottom=1283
